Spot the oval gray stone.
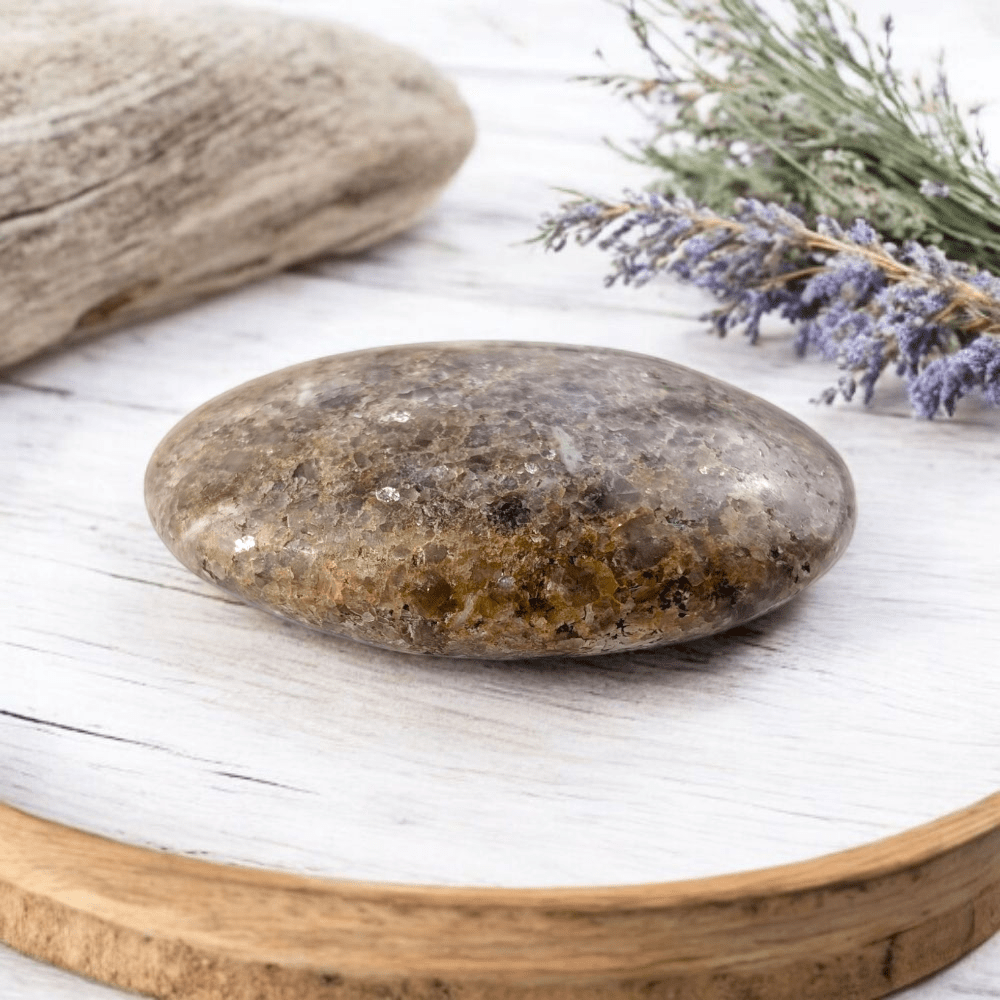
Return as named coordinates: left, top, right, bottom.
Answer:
left=145, top=342, right=856, bottom=658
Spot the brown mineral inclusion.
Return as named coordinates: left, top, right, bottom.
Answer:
left=145, top=342, right=856, bottom=657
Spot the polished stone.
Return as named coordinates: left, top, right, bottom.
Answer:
left=145, top=342, right=856, bottom=658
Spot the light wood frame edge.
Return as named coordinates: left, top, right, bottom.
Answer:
left=2, top=795, right=999, bottom=1000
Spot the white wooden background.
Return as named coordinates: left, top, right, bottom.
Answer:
left=3, top=0, right=1000, bottom=996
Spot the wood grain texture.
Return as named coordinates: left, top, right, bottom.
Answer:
left=2, top=795, right=1000, bottom=999
left=0, top=0, right=474, bottom=369
left=3, top=0, right=1000, bottom=998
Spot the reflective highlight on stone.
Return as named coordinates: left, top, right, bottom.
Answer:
left=145, top=342, right=856, bottom=658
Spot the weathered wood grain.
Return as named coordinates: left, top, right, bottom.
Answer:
left=0, top=1, right=474, bottom=369
left=2, top=796, right=1000, bottom=1000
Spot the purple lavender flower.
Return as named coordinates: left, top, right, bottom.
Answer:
left=540, top=194, right=1000, bottom=417
left=909, top=336, right=1000, bottom=416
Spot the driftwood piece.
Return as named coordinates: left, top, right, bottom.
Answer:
left=0, top=1, right=475, bottom=369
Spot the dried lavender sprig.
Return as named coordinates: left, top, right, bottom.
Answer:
left=540, top=192, right=1000, bottom=416
left=589, top=0, right=1000, bottom=274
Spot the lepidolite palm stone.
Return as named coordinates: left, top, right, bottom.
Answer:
left=145, top=342, right=855, bottom=657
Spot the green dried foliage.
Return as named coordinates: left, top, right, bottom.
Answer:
left=595, top=0, right=1000, bottom=272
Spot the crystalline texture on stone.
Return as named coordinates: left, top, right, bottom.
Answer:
left=145, top=341, right=856, bottom=658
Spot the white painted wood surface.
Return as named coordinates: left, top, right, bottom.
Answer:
left=2, top=0, right=1000, bottom=996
